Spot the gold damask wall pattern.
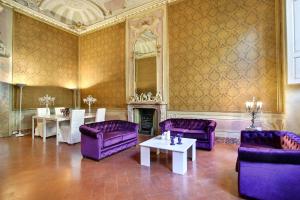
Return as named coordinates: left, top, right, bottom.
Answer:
left=13, top=12, right=78, bottom=109
left=79, top=23, right=126, bottom=108
left=168, top=0, right=281, bottom=113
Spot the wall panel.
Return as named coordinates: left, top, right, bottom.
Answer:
left=79, top=23, right=126, bottom=109
left=13, top=12, right=78, bottom=109
left=168, top=0, right=281, bottom=113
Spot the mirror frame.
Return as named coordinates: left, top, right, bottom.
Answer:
left=126, top=7, right=168, bottom=104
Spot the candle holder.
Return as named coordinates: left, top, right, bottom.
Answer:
left=177, top=134, right=183, bottom=145
left=170, top=136, right=175, bottom=145
left=83, top=95, right=97, bottom=113
left=245, top=97, right=262, bottom=129
left=38, top=94, right=55, bottom=115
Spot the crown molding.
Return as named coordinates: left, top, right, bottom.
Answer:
left=81, top=0, right=168, bottom=35
left=0, top=0, right=179, bottom=35
left=0, top=0, right=79, bottom=35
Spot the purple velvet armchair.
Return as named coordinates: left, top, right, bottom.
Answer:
left=237, top=130, right=300, bottom=200
left=79, top=120, right=138, bottom=160
left=159, top=118, right=217, bottom=150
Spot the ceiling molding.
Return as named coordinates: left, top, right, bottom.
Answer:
left=0, top=0, right=179, bottom=35
left=0, top=0, right=79, bottom=35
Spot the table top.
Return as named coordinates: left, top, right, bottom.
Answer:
left=32, top=113, right=96, bottom=121
left=139, top=136, right=196, bottom=153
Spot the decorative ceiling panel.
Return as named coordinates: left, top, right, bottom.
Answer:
left=0, top=0, right=173, bottom=34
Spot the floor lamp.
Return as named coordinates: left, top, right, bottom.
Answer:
left=15, top=83, right=26, bottom=137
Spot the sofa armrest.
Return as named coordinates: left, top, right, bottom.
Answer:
left=79, top=125, right=103, bottom=139
left=125, top=121, right=139, bottom=133
left=238, top=147, right=300, bottom=164
left=206, top=120, right=217, bottom=133
left=159, top=119, right=172, bottom=133
left=241, top=130, right=282, bottom=148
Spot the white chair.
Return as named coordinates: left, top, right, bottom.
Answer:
left=35, top=108, right=56, bottom=137
left=57, top=109, right=85, bottom=144
left=95, top=108, right=106, bottom=122
left=55, top=107, right=65, bottom=116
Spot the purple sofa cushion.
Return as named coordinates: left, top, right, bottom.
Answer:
left=122, top=132, right=137, bottom=141
left=170, top=128, right=208, bottom=140
left=103, top=132, right=123, bottom=148
left=103, top=131, right=137, bottom=148
left=169, top=128, right=188, bottom=133
left=185, top=130, right=208, bottom=140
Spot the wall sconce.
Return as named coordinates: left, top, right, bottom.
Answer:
left=245, top=97, right=262, bottom=130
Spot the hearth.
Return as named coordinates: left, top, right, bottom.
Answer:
left=127, top=102, right=167, bottom=136
left=138, top=108, right=155, bottom=135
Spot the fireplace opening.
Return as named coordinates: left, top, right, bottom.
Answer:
left=135, top=108, right=156, bottom=135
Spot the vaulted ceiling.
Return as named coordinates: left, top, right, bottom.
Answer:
left=1, top=0, right=174, bottom=35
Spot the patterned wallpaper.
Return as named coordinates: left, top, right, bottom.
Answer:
left=168, top=0, right=281, bottom=113
left=13, top=12, right=78, bottom=109
left=79, top=23, right=126, bottom=108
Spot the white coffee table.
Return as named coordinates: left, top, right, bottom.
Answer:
left=139, top=136, right=197, bottom=175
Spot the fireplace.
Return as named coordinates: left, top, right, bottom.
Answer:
left=136, top=108, right=156, bottom=135
left=128, top=102, right=167, bottom=136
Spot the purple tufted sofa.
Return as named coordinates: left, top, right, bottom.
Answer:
left=159, top=118, right=217, bottom=150
left=237, top=130, right=300, bottom=200
left=79, top=120, right=138, bottom=161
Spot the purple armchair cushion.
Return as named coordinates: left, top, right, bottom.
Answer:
left=238, top=147, right=300, bottom=164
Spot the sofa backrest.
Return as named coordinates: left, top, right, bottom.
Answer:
left=241, top=130, right=283, bottom=149
left=170, top=118, right=214, bottom=130
left=85, top=120, right=138, bottom=133
left=281, top=132, right=300, bottom=150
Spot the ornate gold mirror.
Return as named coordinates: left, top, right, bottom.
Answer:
left=134, top=30, right=157, bottom=95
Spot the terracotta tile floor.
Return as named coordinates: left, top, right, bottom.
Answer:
left=0, top=135, right=243, bottom=200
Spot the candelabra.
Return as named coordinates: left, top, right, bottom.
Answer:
left=83, top=95, right=97, bottom=113
left=38, top=94, right=55, bottom=115
left=245, top=97, right=263, bottom=129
